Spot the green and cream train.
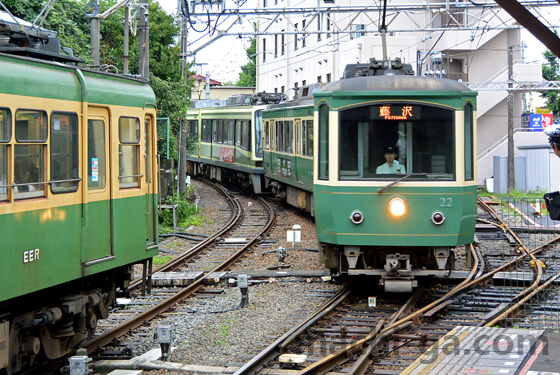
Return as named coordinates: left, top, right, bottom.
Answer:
left=0, top=53, right=158, bottom=373
left=187, top=58, right=478, bottom=292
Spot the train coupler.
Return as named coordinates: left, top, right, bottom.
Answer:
left=379, top=276, right=418, bottom=293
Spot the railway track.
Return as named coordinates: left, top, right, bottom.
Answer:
left=224, top=197, right=560, bottom=375
left=83, top=181, right=276, bottom=357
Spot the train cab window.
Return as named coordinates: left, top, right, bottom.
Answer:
left=14, top=110, right=47, bottom=199
left=0, top=108, right=10, bottom=201
left=88, top=119, right=107, bottom=190
left=50, top=112, right=79, bottom=193
left=464, top=103, right=474, bottom=181
left=255, top=110, right=263, bottom=157
left=318, top=104, right=329, bottom=180
left=119, top=117, right=140, bottom=188
left=338, top=103, right=455, bottom=181
left=202, top=120, right=212, bottom=142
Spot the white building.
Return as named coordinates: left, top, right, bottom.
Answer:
left=255, top=0, right=544, bottom=186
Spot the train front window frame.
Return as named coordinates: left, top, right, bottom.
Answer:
left=50, top=111, right=79, bottom=194
left=338, top=103, right=456, bottom=181
left=15, top=109, right=47, bottom=142
left=119, top=116, right=140, bottom=188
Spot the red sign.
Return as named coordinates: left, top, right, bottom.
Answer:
left=542, top=113, right=554, bottom=130
left=220, top=147, right=234, bottom=163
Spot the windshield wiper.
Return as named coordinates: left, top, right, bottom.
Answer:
left=377, top=173, right=429, bottom=193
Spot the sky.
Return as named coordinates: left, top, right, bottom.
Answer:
left=155, top=0, right=559, bottom=84
left=155, top=0, right=254, bottom=84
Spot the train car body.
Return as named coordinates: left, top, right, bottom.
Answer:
left=261, top=99, right=315, bottom=212
left=0, top=53, right=159, bottom=373
left=186, top=98, right=268, bottom=193
left=313, top=65, right=477, bottom=292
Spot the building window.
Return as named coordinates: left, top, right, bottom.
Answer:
left=302, top=20, right=306, bottom=47
left=281, top=85, right=285, bottom=93
left=326, top=13, right=331, bottom=38
left=353, top=24, right=365, bottom=38
left=274, top=34, right=278, bottom=57
left=294, top=23, right=298, bottom=50
left=317, top=16, right=321, bottom=41
left=281, top=31, right=285, bottom=55
left=302, top=80, right=306, bottom=86
left=326, top=73, right=331, bottom=82
left=317, top=76, right=322, bottom=83
left=263, top=39, right=267, bottom=62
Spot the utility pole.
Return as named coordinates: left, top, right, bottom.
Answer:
left=90, top=0, right=100, bottom=66
left=507, top=45, right=515, bottom=192
left=123, top=4, right=130, bottom=74
left=138, top=0, right=150, bottom=78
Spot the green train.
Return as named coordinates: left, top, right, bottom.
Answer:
left=188, top=58, right=478, bottom=292
left=0, top=53, right=159, bottom=373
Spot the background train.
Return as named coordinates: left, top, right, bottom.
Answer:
left=187, top=58, right=478, bottom=292
left=0, top=52, right=159, bottom=374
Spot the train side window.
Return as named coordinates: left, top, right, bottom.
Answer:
left=464, top=103, right=474, bottom=181
left=50, top=112, right=79, bottom=194
left=0, top=108, right=11, bottom=142
left=14, top=145, right=45, bottom=199
left=264, top=121, right=270, bottom=151
left=0, top=108, right=10, bottom=201
left=227, top=120, right=234, bottom=145
left=318, top=104, right=329, bottom=180
left=15, top=109, right=47, bottom=142
left=235, top=120, right=242, bottom=146
left=286, top=121, right=293, bottom=153
left=202, top=120, right=211, bottom=142
left=188, top=120, right=198, bottom=137
left=241, top=120, right=249, bottom=150
left=212, top=120, right=218, bottom=143
left=306, top=120, right=314, bottom=157
left=88, top=119, right=107, bottom=190
left=119, top=117, right=140, bottom=188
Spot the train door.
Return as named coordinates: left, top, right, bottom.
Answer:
left=144, top=116, right=156, bottom=246
left=85, top=107, right=113, bottom=261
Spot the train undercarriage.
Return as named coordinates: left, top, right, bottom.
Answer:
left=0, top=267, right=134, bottom=375
left=321, top=245, right=456, bottom=293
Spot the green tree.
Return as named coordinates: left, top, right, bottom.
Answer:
left=235, top=37, right=256, bottom=87
left=541, top=50, right=560, bottom=116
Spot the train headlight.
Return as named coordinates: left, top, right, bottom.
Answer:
left=350, top=210, right=364, bottom=225
left=431, top=211, right=445, bottom=225
left=388, top=197, right=406, bottom=217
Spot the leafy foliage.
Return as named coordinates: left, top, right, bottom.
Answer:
left=158, top=192, right=199, bottom=231
left=235, top=37, right=256, bottom=87
left=541, top=50, right=560, bottom=116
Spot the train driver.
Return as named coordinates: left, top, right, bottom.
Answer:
left=376, top=146, right=406, bottom=174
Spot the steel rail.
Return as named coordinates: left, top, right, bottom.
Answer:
left=128, top=181, right=239, bottom=290
left=232, top=288, right=353, bottom=375
left=83, top=190, right=276, bottom=355
left=296, top=244, right=480, bottom=375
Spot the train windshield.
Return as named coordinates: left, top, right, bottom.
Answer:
left=339, top=103, right=455, bottom=181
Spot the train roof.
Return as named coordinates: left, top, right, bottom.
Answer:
left=319, top=75, right=472, bottom=94
left=0, top=52, right=155, bottom=108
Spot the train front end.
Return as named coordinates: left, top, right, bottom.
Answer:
left=313, top=63, right=477, bottom=292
